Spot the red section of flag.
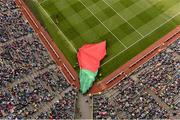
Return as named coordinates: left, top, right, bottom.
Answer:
left=77, top=41, right=106, bottom=72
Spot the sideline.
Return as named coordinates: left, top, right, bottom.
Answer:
left=89, top=25, right=180, bottom=95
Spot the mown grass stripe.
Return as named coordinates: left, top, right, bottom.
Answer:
left=78, top=0, right=127, bottom=49
left=101, top=12, right=180, bottom=66
left=35, top=0, right=77, bottom=53
left=103, top=0, right=144, bottom=37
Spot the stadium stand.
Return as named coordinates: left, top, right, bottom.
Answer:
left=0, top=0, right=179, bottom=119
left=0, top=0, right=77, bottom=119
left=93, top=39, right=180, bottom=119
left=36, top=89, right=77, bottom=119
left=93, top=95, right=118, bottom=119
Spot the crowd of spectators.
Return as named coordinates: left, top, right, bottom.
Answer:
left=114, top=78, right=144, bottom=99
left=93, top=39, right=180, bottom=119
left=0, top=35, right=54, bottom=88
left=93, top=95, right=117, bottom=119
left=137, top=49, right=178, bottom=87
left=93, top=77, right=168, bottom=119
left=1, top=0, right=180, bottom=119
left=137, top=43, right=179, bottom=109
left=0, top=67, right=77, bottom=119
left=169, top=39, right=180, bottom=55
left=37, top=89, right=77, bottom=119
left=119, top=92, right=168, bottom=119
left=0, top=0, right=32, bottom=43
left=9, top=81, right=54, bottom=119
left=0, top=0, right=77, bottom=119
left=113, top=84, right=169, bottom=119
left=0, top=0, right=54, bottom=88
left=158, top=73, right=180, bottom=109
left=34, top=68, right=70, bottom=94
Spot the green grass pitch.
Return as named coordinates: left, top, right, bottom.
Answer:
left=24, top=0, right=180, bottom=80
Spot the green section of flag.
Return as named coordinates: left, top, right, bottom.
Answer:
left=79, top=69, right=98, bottom=94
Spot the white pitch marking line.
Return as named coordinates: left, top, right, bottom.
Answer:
left=78, top=0, right=128, bottom=49
left=35, top=0, right=77, bottom=53
left=102, top=0, right=144, bottom=37
left=101, top=12, right=180, bottom=66
left=39, top=0, right=48, bottom=5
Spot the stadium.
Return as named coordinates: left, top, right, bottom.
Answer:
left=0, top=0, right=179, bottom=119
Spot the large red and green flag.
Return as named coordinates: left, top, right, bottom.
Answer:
left=77, top=41, right=106, bottom=94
